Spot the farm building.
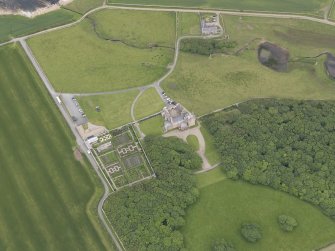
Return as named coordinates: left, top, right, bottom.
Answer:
left=201, top=19, right=219, bottom=35
left=161, top=103, right=196, bottom=132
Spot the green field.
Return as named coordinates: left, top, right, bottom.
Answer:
left=108, top=0, right=331, bottom=16
left=178, top=12, right=201, bottom=36
left=66, top=0, right=104, bottom=14
left=186, top=135, right=199, bottom=151
left=224, top=15, right=335, bottom=56
left=28, top=10, right=175, bottom=93
left=183, top=169, right=335, bottom=251
left=90, top=9, right=176, bottom=47
left=78, top=91, right=139, bottom=129
left=0, top=9, right=79, bottom=43
left=134, top=88, right=164, bottom=120
left=162, top=16, right=335, bottom=115
left=0, top=44, right=113, bottom=250
left=139, top=115, right=164, bottom=136
left=200, top=125, right=220, bottom=165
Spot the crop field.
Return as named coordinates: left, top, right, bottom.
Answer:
left=90, top=9, right=176, bottom=47
left=0, top=44, right=113, bottom=251
left=108, top=0, right=331, bottom=17
left=78, top=90, right=139, bottom=129
left=66, top=0, right=104, bottom=14
left=134, top=88, right=164, bottom=120
left=162, top=16, right=335, bottom=115
left=183, top=170, right=335, bottom=251
left=178, top=12, right=201, bottom=36
left=28, top=10, right=175, bottom=93
left=92, top=126, right=153, bottom=188
left=0, top=9, right=79, bottom=43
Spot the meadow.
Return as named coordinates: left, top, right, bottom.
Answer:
left=108, top=0, right=331, bottom=17
left=78, top=91, right=139, bottom=129
left=183, top=169, right=335, bottom=251
left=0, top=9, right=79, bottom=43
left=28, top=10, right=175, bottom=93
left=134, top=88, right=164, bottom=120
left=0, top=44, right=113, bottom=251
left=162, top=16, right=335, bottom=115
left=90, top=9, right=176, bottom=47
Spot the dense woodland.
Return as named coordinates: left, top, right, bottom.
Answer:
left=180, top=38, right=236, bottom=55
left=104, top=137, right=202, bottom=250
left=202, top=100, right=335, bottom=218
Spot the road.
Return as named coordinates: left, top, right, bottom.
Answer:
left=19, top=39, right=124, bottom=251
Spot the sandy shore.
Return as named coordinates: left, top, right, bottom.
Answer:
left=0, top=0, right=74, bottom=18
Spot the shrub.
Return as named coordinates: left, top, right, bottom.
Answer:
left=211, top=238, right=236, bottom=251
left=278, top=215, right=298, bottom=232
left=240, top=223, right=262, bottom=243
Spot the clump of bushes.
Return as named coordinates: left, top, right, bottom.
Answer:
left=240, top=223, right=262, bottom=243
left=278, top=215, right=298, bottom=232
left=180, top=38, right=237, bottom=55
left=211, top=238, right=236, bottom=251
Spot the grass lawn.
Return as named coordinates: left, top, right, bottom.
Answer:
left=0, top=44, right=114, bottom=251
left=139, top=115, right=164, bottom=136
left=186, top=135, right=199, bottom=151
left=0, top=9, right=79, bottom=43
left=66, top=0, right=104, bottom=14
left=178, top=12, right=201, bottom=36
left=200, top=125, right=221, bottom=165
left=183, top=169, right=335, bottom=251
left=28, top=15, right=174, bottom=93
left=78, top=90, right=139, bottom=129
left=134, top=88, right=164, bottom=120
left=90, top=9, right=176, bottom=47
left=108, top=0, right=331, bottom=17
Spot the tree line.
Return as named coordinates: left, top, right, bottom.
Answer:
left=104, top=136, right=202, bottom=250
left=180, top=38, right=237, bottom=56
left=202, top=99, right=335, bottom=219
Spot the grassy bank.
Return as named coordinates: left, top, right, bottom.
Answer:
left=0, top=44, right=113, bottom=250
